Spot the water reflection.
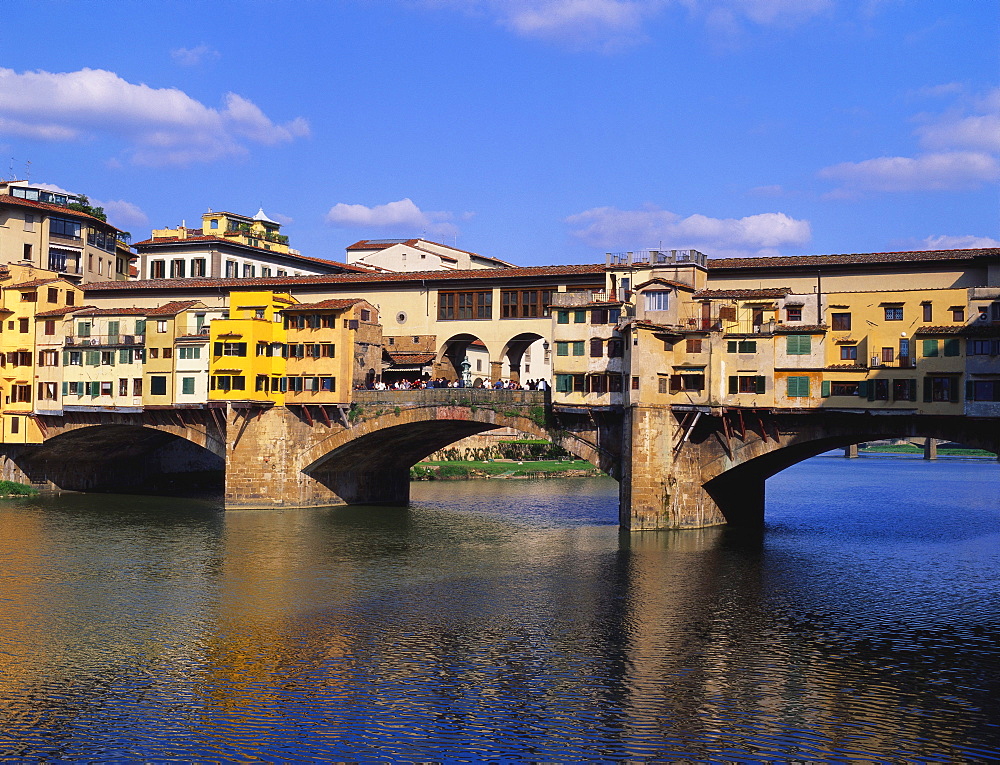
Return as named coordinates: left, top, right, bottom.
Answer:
left=0, top=462, right=995, bottom=759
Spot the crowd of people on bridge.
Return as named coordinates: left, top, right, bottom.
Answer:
left=354, top=377, right=549, bottom=391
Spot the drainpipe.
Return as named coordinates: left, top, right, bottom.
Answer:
left=816, top=270, right=823, bottom=324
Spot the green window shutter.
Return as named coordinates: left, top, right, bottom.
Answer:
left=951, top=378, right=960, bottom=403
left=556, top=374, right=571, bottom=393
left=755, top=376, right=766, bottom=394
left=727, top=340, right=737, bottom=353
left=182, top=377, right=195, bottom=395
left=214, top=342, right=223, bottom=356
left=573, top=310, right=586, bottom=323
left=557, top=311, right=569, bottom=324
left=867, top=379, right=876, bottom=401
left=966, top=380, right=975, bottom=401
left=858, top=380, right=869, bottom=398
left=922, top=339, right=938, bottom=357
left=923, top=377, right=932, bottom=402
left=572, top=341, right=584, bottom=356
left=821, top=380, right=831, bottom=397
left=943, top=338, right=960, bottom=356
left=787, top=376, right=810, bottom=397
left=119, top=349, right=129, bottom=364
left=739, top=340, right=757, bottom=353
left=728, top=375, right=738, bottom=394
left=62, top=382, right=68, bottom=396
left=556, top=342, right=568, bottom=356
left=786, top=334, right=810, bottom=355
left=63, top=350, right=70, bottom=366
left=135, top=320, right=146, bottom=335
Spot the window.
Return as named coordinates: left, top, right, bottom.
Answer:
left=607, top=339, right=623, bottom=358
left=37, top=382, right=57, bottom=401
left=500, top=289, right=552, bottom=318
left=892, top=378, right=917, bottom=401
left=178, top=346, right=201, bottom=359
left=49, top=217, right=81, bottom=239
left=729, top=375, right=766, bottom=394
left=970, top=339, right=999, bottom=355
left=215, top=342, right=247, bottom=357
left=10, top=385, right=31, bottom=403
left=644, top=291, right=670, bottom=311
left=68, top=350, right=82, bottom=366
left=686, top=338, right=702, bottom=353
left=100, top=381, right=112, bottom=396
left=192, top=258, right=206, bottom=277
left=38, top=349, right=58, bottom=366
left=150, top=261, right=165, bottom=279
left=573, top=310, right=586, bottom=323
left=18, top=318, right=28, bottom=334
left=48, top=249, right=67, bottom=272
left=133, top=378, right=142, bottom=396
left=943, top=337, right=960, bottom=357
left=786, top=334, right=811, bottom=355
left=922, top=303, right=933, bottom=322
left=181, top=377, right=195, bottom=395
left=21, top=291, right=35, bottom=302
left=884, top=306, right=904, bottom=321
left=632, top=376, right=639, bottom=390
left=841, top=345, right=858, bottom=361
left=669, top=372, right=705, bottom=392
left=149, top=376, right=167, bottom=396
left=438, top=291, right=493, bottom=320
left=556, top=374, right=573, bottom=393
left=572, top=341, right=585, bottom=356
left=100, top=351, right=114, bottom=365
left=952, top=307, right=965, bottom=322
left=163, top=348, right=173, bottom=359
left=210, top=219, right=219, bottom=229
left=148, top=348, right=159, bottom=359
left=361, top=309, right=371, bottom=322
left=47, top=288, right=58, bottom=303
left=119, top=378, right=129, bottom=396
left=785, top=307, right=802, bottom=322
left=970, top=380, right=1000, bottom=402
left=786, top=376, right=810, bottom=397
left=924, top=375, right=958, bottom=403
left=243, top=264, right=255, bottom=278
left=922, top=339, right=939, bottom=357
left=830, top=381, right=860, bottom=396
left=831, top=313, right=851, bottom=331
left=226, top=261, right=238, bottom=278
left=556, top=342, right=568, bottom=357
left=727, top=340, right=757, bottom=353
left=66, top=291, right=75, bottom=306
left=43, top=320, right=55, bottom=336
left=9, top=417, right=17, bottom=434
left=557, top=310, right=569, bottom=325
left=590, top=338, right=604, bottom=357
left=881, top=347, right=894, bottom=364
left=170, top=259, right=186, bottom=278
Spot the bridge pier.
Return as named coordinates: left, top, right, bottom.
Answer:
left=923, top=438, right=938, bottom=460
left=619, top=406, right=728, bottom=531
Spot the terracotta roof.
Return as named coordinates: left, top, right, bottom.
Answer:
left=35, top=306, right=95, bottom=317
left=347, top=239, right=421, bottom=250
left=774, top=324, right=828, bottom=333
left=634, top=277, right=697, bottom=291
left=826, top=364, right=868, bottom=370
left=282, top=299, right=366, bottom=312
left=387, top=351, right=436, bottom=365
left=6, top=278, right=63, bottom=289
left=0, top=194, right=124, bottom=232
left=693, top=287, right=792, bottom=299
left=914, top=325, right=965, bottom=335
left=83, top=264, right=607, bottom=293
left=347, top=238, right=516, bottom=268
left=75, top=300, right=202, bottom=318
left=708, top=248, right=1000, bottom=270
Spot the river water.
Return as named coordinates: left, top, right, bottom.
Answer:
left=0, top=454, right=997, bottom=760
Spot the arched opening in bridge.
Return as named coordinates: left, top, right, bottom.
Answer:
left=3, top=425, right=225, bottom=496
left=701, top=427, right=998, bottom=528
left=500, top=332, right=549, bottom=386
left=437, top=333, right=494, bottom=386
left=300, top=409, right=608, bottom=508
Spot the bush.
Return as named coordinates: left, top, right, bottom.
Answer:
left=0, top=480, right=37, bottom=496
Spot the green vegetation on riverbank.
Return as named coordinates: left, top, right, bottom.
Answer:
left=860, top=445, right=996, bottom=457
left=411, top=459, right=598, bottom=480
left=0, top=480, right=38, bottom=496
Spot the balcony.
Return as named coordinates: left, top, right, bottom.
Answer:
left=607, top=249, right=706, bottom=268
left=868, top=356, right=916, bottom=369
left=65, top=334, right=144, bottom=346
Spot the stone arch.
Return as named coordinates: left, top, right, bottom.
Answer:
left=688, top=412, right=1000, bottom=526
left=436, top=333, right=499, bottom=383
left=3, top=422, right=225, bottom=493
left=296, top=404, right=604, bottom=506
left=499, top=332, right=547, bottom=384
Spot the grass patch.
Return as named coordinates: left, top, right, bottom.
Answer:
left=860, top=445, right=996, bottom=457
left=0, top=480, right=38, bottom=496
left=412, top=458, right=597, bottom=479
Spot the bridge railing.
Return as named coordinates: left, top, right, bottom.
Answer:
left=351, top=389, right=548, bottom=407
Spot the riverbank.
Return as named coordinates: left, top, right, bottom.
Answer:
left=411, top=459, right=600, bottom=480
left=860, top=445, right=996, bottom=457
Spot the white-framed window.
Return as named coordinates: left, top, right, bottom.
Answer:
left=644, top=291, right=670, bottom=311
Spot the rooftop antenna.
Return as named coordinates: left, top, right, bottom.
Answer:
left=24, top=159, right=30, bottom=183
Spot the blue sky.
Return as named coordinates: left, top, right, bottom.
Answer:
left=0, top=0, right=996, bottom=266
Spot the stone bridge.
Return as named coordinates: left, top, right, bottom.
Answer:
left=1, top=394, right=996, bottom=530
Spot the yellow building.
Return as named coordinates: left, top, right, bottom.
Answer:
left=281, top=299, right=382, bottom=403
left=0, top=265, right=84, bottom=442
left=209, top=291, right=295, bottom=404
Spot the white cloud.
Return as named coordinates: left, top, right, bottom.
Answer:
left=96, top=199, right=149, bottom=230
left=913, top=234, right=1000, bottom=250
left=819, top=151, right=1000, bottom=195
left=171, top=44, right=221, bottom=67
left=0, top=68, right=310, bottom=166
left=417, top=0, right=831, bottom=49
left=565, top=204, right=811, bottom=257
left=325, top=198, right=460, bottom=238
left=820, top=86, right=1000, bottom=196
